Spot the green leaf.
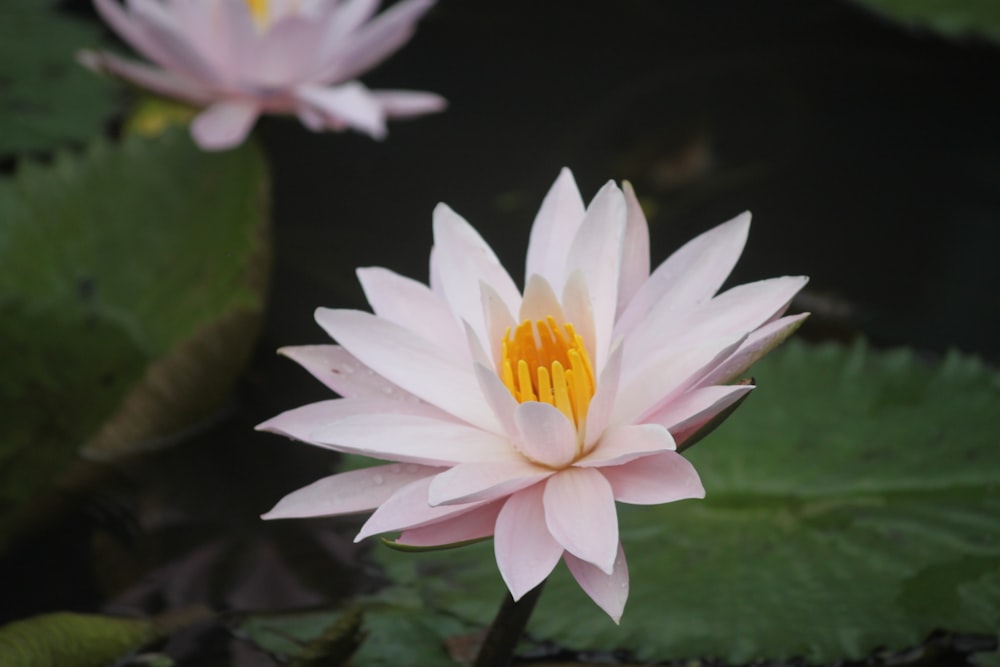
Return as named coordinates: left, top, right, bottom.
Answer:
left=0, top=1, right=120, bottom=158
left=851, top=0, right=1000, bottom=44
left=0, top=129, right=270, bottom=549
left=376, top=341, right=1000, bottom=663
left=0, top=612, right=156, bottom=667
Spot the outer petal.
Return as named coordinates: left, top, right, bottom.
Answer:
left=427, top=460, right=552, bottom=506
left=256, top=396, right=444, bottom=443
left=311, top=413, right=518, bottom=466
left=190, top=99, right=260, bottom=150
left=356, top=266, right=467, bottom=356
left=564, top=543, right=629, bottom=624
left=356, top=475, right=491, bottom=540
left=396, top=500, right=503, bottom=546
left=543, top=468, right=618, bottom=573
left=615, top=212, right=751, bottom=338
left=262, top=463, right=441, bottom=519
left=78, top=50, right=214, bottom=105
left=371, top=90, right=447, bottom=118
left=525, top=168, right=586, bottom=289
left=644, top=384, right=754, bottom=434
left=278, top=344, right=420, bottom=401
left=699, top=313, right=809, bottom=386
left=514, top=402, right=578, bottom=468
left=616, top=181, right=650, bottom=314
left=576, top=423, right=676, bottom=468
left=601, top=452, right=704, bottom=505
left=296, top=82, right=387, bottom=138
left=495, top=485, right=564, bottom=600
left=315, top=308, right=500, bottom=431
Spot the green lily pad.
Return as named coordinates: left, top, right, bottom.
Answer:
left=0, top=612, right=156, bottom=667
left=851, top=0, right=1000, bottom=44
left=376, top=341, right=1000, bottom=663
left=0, top=129, right=269, bottom=550
left=0, top=1, right=120, bottom=158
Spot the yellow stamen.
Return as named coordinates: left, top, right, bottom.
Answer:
left=499, top=318, right=596, bottom=431
left=244, top=0, right=269, bottom=27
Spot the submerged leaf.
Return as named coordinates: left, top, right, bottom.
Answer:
left=0, top=612, right=155, bottom=667
left=376, top=341, right=1000, bottom=663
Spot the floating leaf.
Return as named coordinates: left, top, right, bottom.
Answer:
left=851, top=0, right=1000, bottom=44
left=377, top=342, right=1000, bottom=663
left=0, top=612, right=155, bottom=667
left=0, top=1, right=120, bottom=158
left=0, top=129, right=269, bottom=549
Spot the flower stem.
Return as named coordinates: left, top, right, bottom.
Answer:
left=473, top=581, right=546, bottom=667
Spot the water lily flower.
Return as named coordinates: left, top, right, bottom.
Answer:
left=80, top=0, right=446, bottom=150
left=260, top=169, right=808, bottom=622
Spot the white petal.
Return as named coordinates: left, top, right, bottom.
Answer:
left=525, top=168, right=586, bottom=289
left=518, top=274, right=565, bottom=324
left=495, top=485, right=564, bottom=600
left=616, top=181, right=650, bottom=315
left=314, top=308, right=500, bottom=431
left=277, top=345, right=420, bottom=401
left=356, top=475, right=490, bottom=540
left=296, top=82, right=386, bottom=138
left=473, top=363, right=520, bottom=440
left=615, top=212, right=751, bottom=338
left=515, top=402, right=578, bottom=468
left=255, top=397, right=440, bottom=443
left=371, top=89, right=447, bottom=118
left=543, top=468, right=618, bottom=573
left=190, top=99, right=260, bottom=150
left=576, top=423, right=676, bottom=468
left=644, top=384, right=754, bottom=434
left=601, top=452, right=704, bottom=505
left=480, top=283, right=517, bottom=369
left=262, top=463, right=441, bottom=519
left=427, top=460, right=552, bottom=506
left=77, top=50, right=213, bottom=105
left=396, top=500, right=503, bottom=546
left=564, top=543, right=629, bottom=623
left=583, top=343, right=623, bottom=448
left=356, top=266, right=467, bottom=356
left=561, top=271, right=597, bottom=370
left=699, top=313, right=809, bottom=386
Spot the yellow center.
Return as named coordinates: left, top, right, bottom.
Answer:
left=244, top=0, right=269, bottom=27
left=500, top=317, right=596, bottom=430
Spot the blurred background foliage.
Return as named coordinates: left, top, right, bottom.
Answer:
left=0, top=0, right=998, bottom=665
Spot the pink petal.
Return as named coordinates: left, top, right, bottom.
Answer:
left=356, top=266, right=467, bottom=356
left=278, top=344, right=420, bottom=401
left=564, top=543, right=629, bottom=623
left=473, top=363, right=520, bottom=440
left=525, top=168, right=586, bottom=289
left=615, top=212, right=751, bottom=339
left=314, top=308, right=500, bottom=431
left=644, top=384, right=754, bottom=434
left=616, top=181, right=650, bottom=316
left=262, top=463, right=441, bottom=519
left=514, top=402, right=578, bottom=468
left=495, top=485, right=564, bottom=600
left=561, top=271, right=597, bottom=370
left=77, top=50, right=213, bottom=105
left=396, top=500, right=503, bottom=546
left=356, top=475, right=491, bottom=540
left=576, top=423, right=676, bottom=468
left=601, top=451, right=704, bottom=505
left=295, top=82, right=386, bottom=138
left=311, top=413, right=518, bottom=466
left=430, top=203, right=521, bottom=346
left=427, top=460, right=552, bottom=506
left=565, top=181, right=626, bottom=367
left=242, top=15, right=322, bottom=88
left=256, top=396, right=444, bottom=443
left=317, top=0, right=436, bottom=84
left=518, top=274, right=565, bottom=324
left=543, top=468, right=618, bottom=573
left=583, top=343, right=623, bottom=448
left=121, top=0, right=226, bottom=85
left=480, top=283, right=517, bottom=369
left=371, top=90, right=447, bottom=118
left=699, top=313, right=809, bottom=386
left=190, top=99, right=260, bottom=150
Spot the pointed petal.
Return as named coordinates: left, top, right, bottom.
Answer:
left=515, top=402, right=578, bottom=468
left=190, top=99, right=259, bottom=150
left=601, top=452, right=704, bottom=505
left=518, top=274, right=565, bottom=324
left=78, top=50, right=213, bottom=104
left=473, top=363, right=520, bottom=440
left=371, top=89, right=447, bottom=118
left=577, top=423, right=675, bottom=468
left=525, top=168, right=586, bottom=288
left=543, top=468, right=618, bottom=573
left=565, top=182, right=626, bottom=367
left=564, top=543, right=629, bottom=623
left=255, top=397, right=442, bottom=443
left=481, top=282, right=517, bottom=369
left=615, top=212, right=751, bottom=338
left=263, top=463, right=441, bottom=519
left=311, top=413, right=517, bottom=466
left=699, top=313, right=809, bottom=386
left=396, top=500, right=503, bottom=546
left=428, top=460, right=552, bottom=506
left=356, top=475, right=490, bottom=540
left=495, top=485, right=564, bottom=600
left=645, top=384, right=754, bottom=434
left=431, top=203, right=521, bottom=345
left=357, top=266, right=466, bottom=356
left=278, top=344, right=420, bottom=401
left=314, top=308, right=499, bottom=431
left=616, top=181, right=650, bottom=314
left=561, top=271, right=597, bottom=370
left=583, top=343, right=623, bottom=447
left=296, top=82, right=386, bottom=138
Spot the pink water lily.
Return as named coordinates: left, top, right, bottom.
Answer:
left=260, top=169, right=808, bottom=622
left=80, top=0, right=445, bottom=150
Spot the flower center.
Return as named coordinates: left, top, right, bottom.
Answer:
left=500, top=317, right=596, bottom=430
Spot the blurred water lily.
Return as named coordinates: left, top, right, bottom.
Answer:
left=80, top=0, right=445, bottom=150
left=260, top=169, right=808, bottom=621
